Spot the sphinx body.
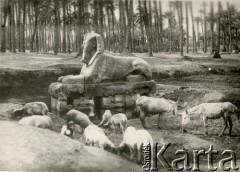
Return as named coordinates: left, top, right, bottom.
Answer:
left=59, top=33, right=152, bottom=84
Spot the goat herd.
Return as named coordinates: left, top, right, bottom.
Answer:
left=12, top=96, right=239, bottom=163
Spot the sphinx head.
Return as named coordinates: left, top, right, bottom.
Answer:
left=81, top=33, right=104, bottom=65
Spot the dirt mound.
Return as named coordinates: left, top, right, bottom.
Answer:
left=153, top=62, right=207, bottom=79
left=0, top=121, right=141, bottom=171
left=155, top=84, right=240, bottom=110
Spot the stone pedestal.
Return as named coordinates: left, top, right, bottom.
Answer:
left=49, top=80, right=156, bottom=119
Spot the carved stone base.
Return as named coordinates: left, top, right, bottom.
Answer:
left=49, top=80, right=156, bottom=119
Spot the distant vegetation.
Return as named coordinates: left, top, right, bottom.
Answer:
left=0, top=0, right=239, bottom=58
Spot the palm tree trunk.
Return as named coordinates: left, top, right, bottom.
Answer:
left=227, top=2, right=232, bottom=53
left=124, top=0, right=133, bottom=53
left=17, top=0, right=21, bottom=52
left=99, top=0, right=104, bottom=37
left=110, top=4, right=115, bottom=53
left=169, top=3, right=172, bottom=52
left=159, top=1, right=163, bottom=51
left=210, top=2, right=214, bottom=54
left=66, top=1, right=71, bottom=53
left=203, top=3, right=207, bottom=53
left=189, top=2, right=196, bottom=53
left=119, top=0, right=124, bottom=53
left=154, top=1, right=160, bottom=52
left=1, top=0, right=7, bottom=52
left=93, top=0, right=98, bottom=33
left=213, top=2, right=221, bottom=58
left=179, top=2, right=183, bottom=56
left=106, top=8, right=111, bottom=51
left=54, top=0, right=59, bottom=55
left=138, top=0, right=144, bottom=52
left=62, top=0, right=67, bottom=53
left=35, top=4, right=39, bottom=52
left=185, top=2, right=189, bottom=54
left=143, top=0, right=153, bottom=57
left=196, top=21, right=200, bottom=48
left=132, top=18, right=135, bottom=52
left=9, top=3, right=12, bottom=52
left=11, top=0, right=16, bottom=53
left=21, top=0, right=25, bottom=52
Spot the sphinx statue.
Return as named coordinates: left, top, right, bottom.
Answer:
left=58, top=33, right=152, bottom=84
left=49, top=33, right=156, bottom=118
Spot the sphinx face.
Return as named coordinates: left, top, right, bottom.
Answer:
left=81, top=37, right=97, bottom=64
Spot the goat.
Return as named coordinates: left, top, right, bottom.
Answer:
left=84, top=124, right=115, bottom=151
left=135, top=96, right=178, bottom=129
left=179, top=102, right=239, bottom=137
left=118, top=126, right=153, bottom=163
left=12, top=102, right=49, bottom=118
left=19, top=115, right=53, bottom=130
left=66, top=109, right=92, bottom=130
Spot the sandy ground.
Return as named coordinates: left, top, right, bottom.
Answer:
left=0, top=52, right=240, bottom=171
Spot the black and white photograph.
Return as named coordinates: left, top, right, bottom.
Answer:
left=0, top=0, right=240, bottom=171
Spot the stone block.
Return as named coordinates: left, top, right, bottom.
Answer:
left=84, top=81, right=156, bottom=97
left=126, top=75, right=144, bottom=82
left=51, top=96, right=58, bottom=110
left=57, top=99, right=67, bottom=112
left=125, top=108, right=134, bottom=119
left=115, top=95, right=125, bottom=107
left=125, top=94, right=138, bottom=107
left=102, top=96, right=115, bottom=109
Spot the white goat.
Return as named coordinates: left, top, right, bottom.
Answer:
left=119, top=126, right=153, bottom=163
left=98, top=110, right=112, bottom=127
left=135, top=96, right=178, bottom=129
left=84, top=124, right=115, bottom=151
left=179, top=102, right=239, bottom=137
left=19, top=115, right=53, bottom=129
left=66, top=109, right=92, bottom=129
left=12, top=102, right=49, bottom=118
left=104, top=113, right=127, bottom=134
left=60, top=121, right=76, bottom=139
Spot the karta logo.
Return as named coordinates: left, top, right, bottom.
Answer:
left=142, top=143, right=239, bottom=171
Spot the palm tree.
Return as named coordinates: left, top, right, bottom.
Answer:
left=147, top=0, right=153, bottom=56
left=189, top=2, right=196, bottom=53
left=153, top=0, right=160, bottom=52
left=0, top=0, right=8, bottom=52
left=54, top=0, right=59, bottom=55
left=93, top=0, right=98, bottom=33
left=213, top=2, right=221, bottom=58
left=194, top=16, right=201, bottom=42
left=185, top=2, right=189, bottom=54
left=21, top=0, right=26, bottom=52
left=176, top=1, right=183, bottom=56
left=11, top=0, right=16, bottom=53
left=109, top=1, right=116, bottom=52
left=203, top=2, right=207, bottom=53
left=164, top=11, right=173, bottom=52
left=227, top=3, right=237, bottom=53
left=62, top=0, right=67, bottom=53
left=210, top=1, right=214, bottom=54
left=159, top=0, right=163, bottom=52
left=119, top=0, right=124, bottom=53
left=124, top=0, right=133, bottom=53
left=138, top=0, right=144, bottom=52
left=142, top=0, right=153, bottom=57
